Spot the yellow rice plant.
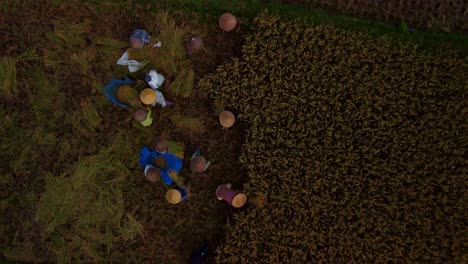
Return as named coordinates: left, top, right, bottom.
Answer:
left=149, top=11, right=187, bottom=76
left=53, top=19, right=92, bottom=49
left=169, top=67, right=195, bottom=97
left=29, top=67, right=66, bottom=127
left=170, top=113, right=206, bottom=134
left=37, top=133, right=142, bottom=262
left=80, top=100, right=102, bottom=132
left=0, top=57, right=17, bottom=97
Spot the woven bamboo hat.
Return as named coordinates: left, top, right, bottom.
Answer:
left=219, top=111, right=235, bottom=128
left=154, top=136, right=168, bottom=153
left=140, top=88, right=157, bottom=105
left=145, top=167, right=160, bottom=183
left=232, top=193, right=247, bottom=208
left=190, top=156, right=207, bottom=173
left=166, top=189, right=182, bottom=204
left=219, top=13, right=237, bottom=32
left=134, top=109, right=147, bottom=122
left=187, top=35, right=204, bottom=52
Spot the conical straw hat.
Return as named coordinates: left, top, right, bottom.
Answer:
left=232, top=193, right=247, bottom=208
left=145, top=167, right=160, bottom=183
left=140, top=88, right=157, bottom=105
left=154, top=136, right=169, bottom=153
left=219, top=111, right=235, bottom=128
left=166, top=189, right=182, bottom=204
left=190, top=156, right=207, bottom=173
left=219, top=13, right=237, bottom=32
left=187, top=35, right=204, bottom=51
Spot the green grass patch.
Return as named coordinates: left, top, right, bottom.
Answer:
left=36, top=133, right=140, bottom=262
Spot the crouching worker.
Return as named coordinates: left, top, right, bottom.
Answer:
left=186, top=35, right=203, bottom=56
left=117, top=29, right=162, bottom=73
left=190, top=148, right=210, bottom=173
left=144, top=165, right=160, bottom=183
left=102, top=77, right=136, bottom=109
left=134, top=108, right=153, bottom=127
left=144, top=161, right=174, bottom=187
left=147, top=156, right=188, bottom=205
left=166, top=186, right=188, bottom=205
left=140, top=88, right=174, bottom=108
left=139, top=145, right=183, bottom=182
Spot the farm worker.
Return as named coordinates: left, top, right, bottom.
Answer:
left=140, top=88, right=174, bottom=107
left=215, top=183, right=247, bottom=208
left=166, top=186, right=188, bottom=204
left=139, top=146, right=177, bottom=168
left=117, top=29, right=162, bottom=73
left=144, top=165, right=161, bottom=183
left=153, top=136, right=169, bottom=154
left=186, top=35, right=204, bottom=55
left=219, top=13, right=237, bottom=32
left=139, top=145, right=183, bottom=184
left=139, top=145, right=182, bottom=172
left=134, top=108, right=153, bottom=127
left=144, top=162, right=175, bottom=186
left=219, top=110, right=235, bottom=128
left=190, top=148, right=210, bottom=173
left=145, top=70, right=165, bottom=89
left=158, top=151, right=184, bottom=187
left=129, top=29, right=152, bottom=50
left=102, top=76, right=135, bottom=109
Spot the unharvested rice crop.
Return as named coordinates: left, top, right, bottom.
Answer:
left=199, top=15, right=467, bottom=263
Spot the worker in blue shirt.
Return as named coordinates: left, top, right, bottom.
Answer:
left=144, top=163, right=174, bottom=187
left=139, top=145, right=183, bottom=186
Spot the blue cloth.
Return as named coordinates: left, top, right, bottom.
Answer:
left=159, top=168, right=174, bottom=186
left=139, top=147, right=155, bottom=167
left=102, top=77, right=134, bottom=109
left=175, top=186, right=188, bottom=201
left=161, top=152, right=183, bottom=174
left=130, top=29, right=151, bottom=45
